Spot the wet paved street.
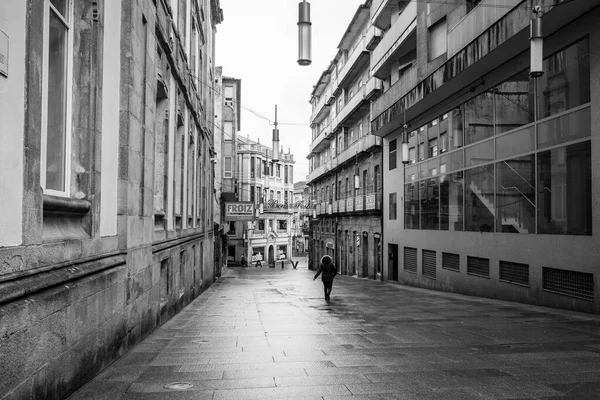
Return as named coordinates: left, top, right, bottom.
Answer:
left=70, top=260, right=600, bottom=400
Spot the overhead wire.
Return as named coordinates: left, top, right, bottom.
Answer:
left=189, top=72, right=310, bottom=127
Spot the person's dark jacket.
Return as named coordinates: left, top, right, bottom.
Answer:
left=314, top=257, right=337, bottom=282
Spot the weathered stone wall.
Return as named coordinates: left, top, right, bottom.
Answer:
left=0, top=0, right=220, bottom=398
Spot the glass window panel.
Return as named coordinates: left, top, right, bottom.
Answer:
left=404, top=165, right=417, bottom=183
left=420, top=177, right=439, bottom=230
left=447, top=107, right=463, bottom=150
left=464, top=91, right=494, bottom=145
left=494, top=70, right=534, bottom=134
left=440, top=172, right=463, bottom=231
left=496, top=126, right=534, bottom=159
left=427, top=158, right=439, bottom=177
left=50, top=0, right=68, bottom=19
left=46, top=10, right=69, bottom=191
left=389, top=193, right=397, bottom=220
left=496, top=156, right=536, bottom=234
left=439, top=149, right=463, bottom=173
left=537, top=107, right=590, bottom=149
left=464, top=165, right=495, bottom=232
left=408, top=147, right=416, bottom=164
left=537, top=38, right=590, bottom=119
left=537, top=141, right=591, bottom=235
left=465, top=138, right=494, bottom=167
left=428, top=18, right=447, bottom=60
left=418, top=161, right=428, bottom=179
left=404, top=183, right=419, bottom=229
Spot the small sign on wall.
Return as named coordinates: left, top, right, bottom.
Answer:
left=0, top=29, right=8, bottom=77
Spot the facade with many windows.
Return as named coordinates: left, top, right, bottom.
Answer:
left=307, top=0, right=384, bottom=277
left=372, top=0, right=600, bottom=312
left=227, top=135, right=296, bottom=266
left=0, top=0, right=222, bottom=397
left=213, top=70, right=241, bottom=273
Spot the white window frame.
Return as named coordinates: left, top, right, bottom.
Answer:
left=41, top=0, right=74, bottom=197
left=224, top=156, right=232, bottom=178
left=223, top=121, right=233, bottom=141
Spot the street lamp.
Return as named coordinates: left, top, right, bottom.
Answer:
left=529, top=6, right=544, bottom=78
left=272, top=105, right=280, bottom=162
left=298, top=0, right=312, bottom=66
left=401, top=110, right=410, bottom=164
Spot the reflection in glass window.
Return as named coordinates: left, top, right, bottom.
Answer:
left=465, top=138, right=494, bottom=167
left=537, top=141, right=591, bottom=235
left=537, top=107, right=590, bottom=149
left=496, top=126, right=535, bottom=159
left=46, top=0, right=71, bottom=192
left=494, top=70, right=533, bottom=134
left=420, top=178, right=439, bottom=230
left=464, top=91, right=494, bottom=145
left=440, top=172, right=463, bottom=231
left=537, top=38, right=590, bottom=119
left=496, top=156, right=536, bottom=233
left=464, top=165, right=495, bottom=232
left=404, top=183, right=419, bottom=229
left=448, top=108, right=463, bottom=150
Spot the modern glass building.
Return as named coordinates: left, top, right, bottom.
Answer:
left=372, top=0, right=599, bottom=312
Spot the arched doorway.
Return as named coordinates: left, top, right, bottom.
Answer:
left=268, top=245, right=274, bottom=266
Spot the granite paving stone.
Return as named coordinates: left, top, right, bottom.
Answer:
left=68, top=259, right=600, bottom=399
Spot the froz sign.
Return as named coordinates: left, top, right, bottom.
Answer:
left=224, top=202, right=255, bottom=221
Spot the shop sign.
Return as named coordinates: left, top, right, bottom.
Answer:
left=224, top=202, right=255, bottom=221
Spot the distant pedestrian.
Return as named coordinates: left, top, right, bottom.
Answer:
left=254, top=252, right=263, bottom=268
left=241, top=255, right=247, bottom=268
left=313, top=255, right=337, bottom=301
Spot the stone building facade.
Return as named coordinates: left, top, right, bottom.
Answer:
left=0, top=0, right=222, bottom=398
left=213, top=71, right=241, bottom=275
left=370, top=0, right=600, bottom=312
left=232, top=136, right=296, bottom=266
left=307, top=0, right=384, bottom=278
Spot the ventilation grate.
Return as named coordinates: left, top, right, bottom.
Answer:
left=543, top=267, right=594, bottom=301
left=499, top=261, right=529, bottom=286
left=404, top=247, right=417, bottom=274
left=467, top=256, right=489, bottom=278
left=442, top=252, right=460, bottom=272
left=422, top=250, right=436, bottom=279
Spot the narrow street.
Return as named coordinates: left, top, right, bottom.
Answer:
left=70, top=260, right=600, bottom=400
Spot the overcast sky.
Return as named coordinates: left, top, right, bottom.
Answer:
left=215, top=0, right=366, bottom=182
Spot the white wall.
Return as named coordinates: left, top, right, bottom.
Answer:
left=0, top=1, right=26, bottom=246
left=99, top=0, right=122, bottom=237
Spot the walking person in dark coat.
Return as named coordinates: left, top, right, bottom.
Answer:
left=313, top=255, right=337, bottom=301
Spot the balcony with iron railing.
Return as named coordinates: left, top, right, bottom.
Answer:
left=308, top=134, right=381, bottom=184
left=332, top=77, right=382, bottom=133
left=372, top=63, right=417, bottom=119
left=336, top=133, right=381, bottom=167
left=307, top=157, right=339, bottom=184
left=371, top=0, right=417, bottom=79
left=365, top=24, right=383, bottom=50
left=447, top=0, right=520, bottom=58
left=317, top=193, right=382, bottom=216
left=310, top=86, right=333, bottom=124
left=336, top=36, right=370, bottom=90
left=309, top=118, right=333, bottom=154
